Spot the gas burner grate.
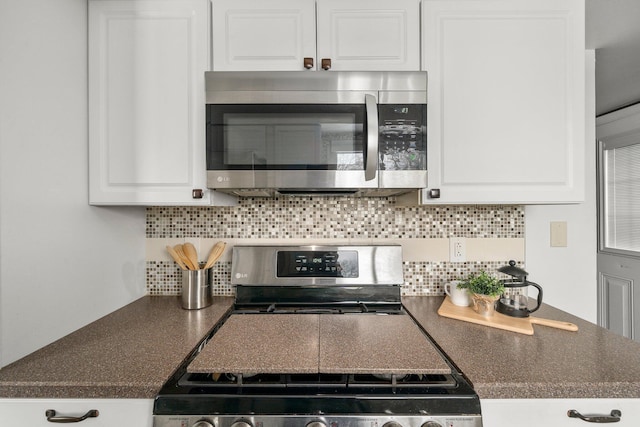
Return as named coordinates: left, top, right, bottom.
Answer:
left=178, top=372, right=457, bottom=390
left=351, top=373, right=455, bottom=387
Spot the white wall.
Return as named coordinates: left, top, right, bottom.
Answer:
left=524, top=51, right=598, bottom=323
left=0, top=0, right=146, bottom=367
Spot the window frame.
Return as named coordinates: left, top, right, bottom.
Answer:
left=598, top=130, right=640, bottom=258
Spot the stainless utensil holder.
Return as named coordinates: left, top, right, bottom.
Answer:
left=181, top=268, right=212, bottom=310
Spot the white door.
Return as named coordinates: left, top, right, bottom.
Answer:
left=316, top=0, right=421, bottom=71
left=211, top=0, right=316, bottom=71
left=597, top=104, right=640, bottom=342
left=421, top=0, right=585, bottom=204
left=89, top=0, right=231, bottom=205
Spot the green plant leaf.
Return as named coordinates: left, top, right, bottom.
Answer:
left=457, top=271, right=504, bottom=297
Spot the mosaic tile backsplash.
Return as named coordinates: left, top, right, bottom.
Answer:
left=147, top=197, right=523, bottom=239
left=146, top=197, right=525, bottom=296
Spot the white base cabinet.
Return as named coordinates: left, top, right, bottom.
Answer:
left=212, top=0, right=421, bottom=71
left=481, top=399, right=640, bottom=426
left=89, top=0, right=235, bottom=206
left=422, top=0, right=586, bottom=204
left=0, top=399, right=153, bottom=427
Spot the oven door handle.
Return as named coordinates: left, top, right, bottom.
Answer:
left=364, top=93, right=378, bottom=181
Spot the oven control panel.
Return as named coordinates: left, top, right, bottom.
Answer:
left=276, top=250, right=358, bottom=278
left=231, top=245, right=403, bottom=286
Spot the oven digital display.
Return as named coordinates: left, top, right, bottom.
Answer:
left=276, top=251, right=358, bottom=278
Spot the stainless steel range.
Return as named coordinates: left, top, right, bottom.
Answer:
left=154, top=245, right=482, bottom=427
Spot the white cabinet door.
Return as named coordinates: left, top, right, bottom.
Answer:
left=0, top=399, right=153, bottom=427
left=211, top=0, right=316, bottom=71
left=482, top=399, right=640, bottom=427
left=316, top=0, right=421, bottom=71
left=211, top=0, right=421, bottom=72
left=422, top=0, right=586, bottom=204
left=89, top=0, right=233, bottom=206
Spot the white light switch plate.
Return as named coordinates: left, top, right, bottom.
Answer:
left=550, top=221, right=567, bottom=247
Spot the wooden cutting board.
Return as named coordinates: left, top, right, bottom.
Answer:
left=437, top=297, right=578, bottom=335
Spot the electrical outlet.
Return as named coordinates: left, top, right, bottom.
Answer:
left=449, top=237, right=466, bottom=262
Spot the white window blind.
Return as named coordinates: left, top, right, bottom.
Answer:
left=604, top=142, right=640, bottom=253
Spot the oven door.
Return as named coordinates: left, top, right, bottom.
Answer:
left=206, top=96, right=379, bottom=193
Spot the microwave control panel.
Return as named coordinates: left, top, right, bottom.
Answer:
left=378, top=104, right=427, bottom=171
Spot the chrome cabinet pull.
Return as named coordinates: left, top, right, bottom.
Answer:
left=567, top=409, right=621, bottom=423
left=45, top=409, right=99, bottom=423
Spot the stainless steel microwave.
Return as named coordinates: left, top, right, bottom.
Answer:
left=205, top=71, right=427, bottom=197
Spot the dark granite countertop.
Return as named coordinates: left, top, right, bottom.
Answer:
left=0, top=296, right=234, bottom=398
left=403, top=296, right=640, bottom=399
left=1, top=295, right=639, bottom=400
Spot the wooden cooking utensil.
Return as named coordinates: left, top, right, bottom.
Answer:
left=166, top=245, right=188, bottom=270
left=203, top=241, right=227, bottom=269
left=183, top=243, right=200, bottom=270
left=174, top=244, right=196, bottom=270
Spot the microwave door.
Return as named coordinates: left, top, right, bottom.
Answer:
left=206, top=103, right=377, bottom=191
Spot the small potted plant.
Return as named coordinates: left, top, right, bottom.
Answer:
left=457, top=271, right=504, bottom=317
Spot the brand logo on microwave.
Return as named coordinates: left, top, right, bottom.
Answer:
left=217, top=176, right=230, bottom=183
left=235, top=273, right=248, bottom=279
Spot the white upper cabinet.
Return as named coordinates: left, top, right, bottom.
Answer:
left=422, top=0, right=586, bottom=204
left=89, top=0, right=234, bottom=205
left=316, top=0, right=421, bottom=71
left=212, top=0, right=316, bottom=71
left=212, top=0, right=421, bottom=71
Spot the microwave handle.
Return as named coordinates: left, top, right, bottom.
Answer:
left=364, top=94, right=378, bottom=181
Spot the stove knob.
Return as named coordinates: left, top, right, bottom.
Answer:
left=192, top=421, right=215, bottom=427
left=421, top=422, right=443, bottom=427
left=382, top=422, right=403, bottom=427
left=306, top=421, right=327, bottom=427
left=231, top=420, right=253, bottom=427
